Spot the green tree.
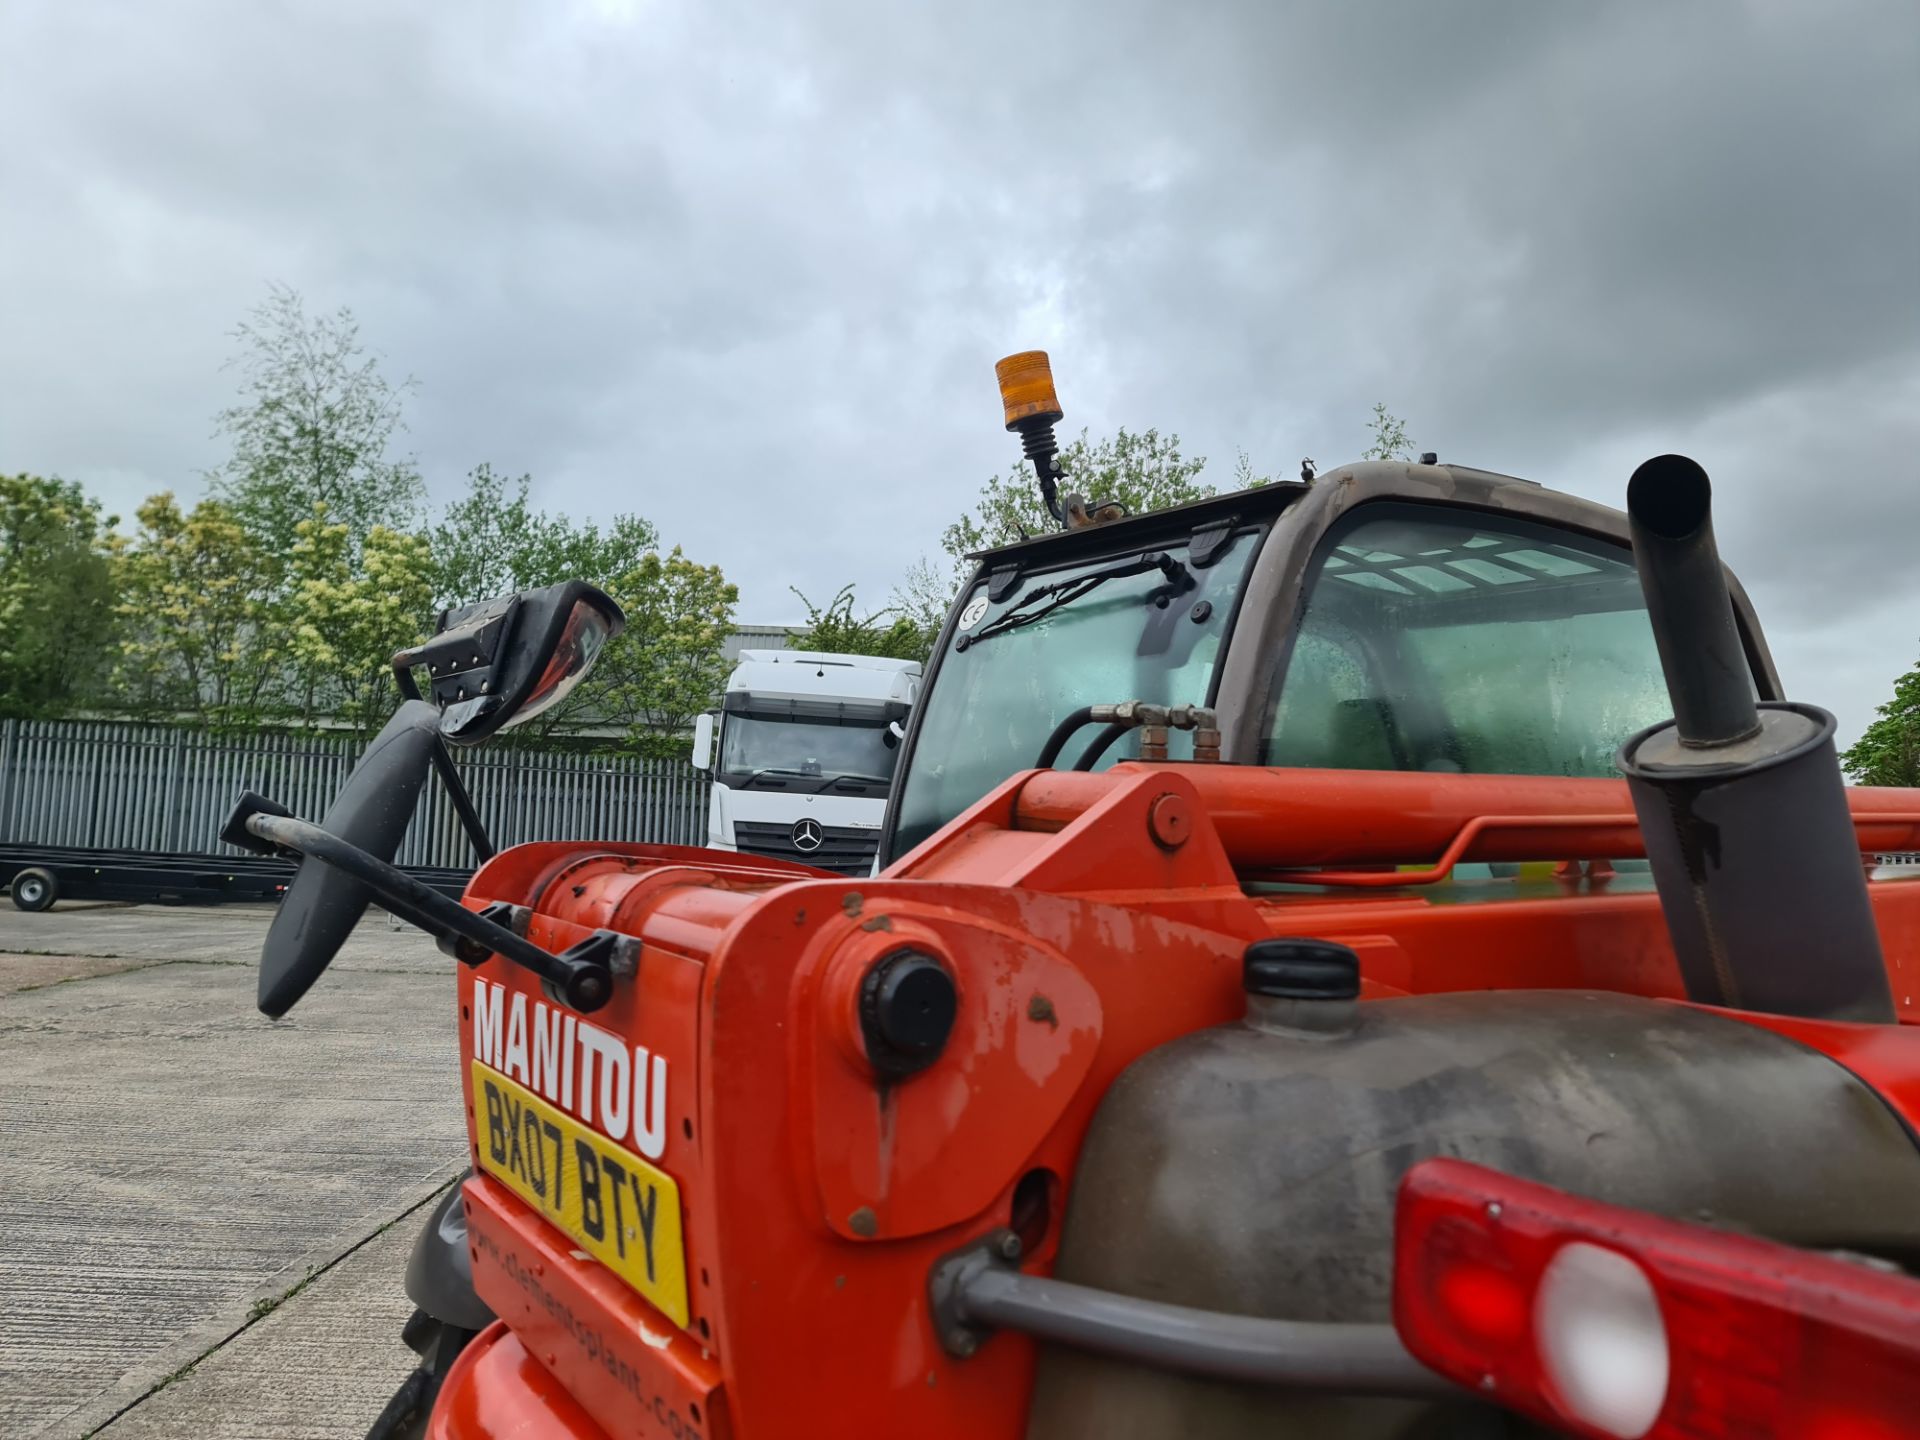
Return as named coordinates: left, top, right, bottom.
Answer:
left=211, top=285, right=425, bottom=563
left=590, top=548, right=739, bottom=755
left=0, top=474, right=117, bottom=716
left=1360, top=402, right=1416, bottom=462
left=284, top=508, right=436, bottom=736
left=889, top=555, right=958, bottom=652
left=429, top=464, right=658, bottom=612
left=791, top=585, right=928, bottom=660
left=941, top=426, right=1212, bottom=568
left=912, top=409, right=1393, bottom=627
left=113, top=493, right=276, bottom=723
left=1232, top=449, right=1276, bottom=489
left=1843, top=655, right=1920, bottom=788
left=906, top=426, right=1219, bottom=629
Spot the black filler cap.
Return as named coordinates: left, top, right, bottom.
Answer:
left=860, top=949, right=958, bottom=1076
left=1243, top=938, right=1360, bottom=1000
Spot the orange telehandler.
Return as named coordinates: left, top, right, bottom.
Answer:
left=227, top=353, right=1920, bottom=1437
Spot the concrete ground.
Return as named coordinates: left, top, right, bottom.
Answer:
left=0, top=902, right=471, bottom=1439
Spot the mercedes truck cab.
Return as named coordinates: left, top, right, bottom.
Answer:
left=690, top=649, right=921, bottom=876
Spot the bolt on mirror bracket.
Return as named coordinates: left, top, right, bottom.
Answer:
left=393, top=594, right=524, bottom=725
left=221, top=791, right=295, bottom=857
left=537, top=931, right=640, bottom=1011
left=437, top=902, right=531, bottom=965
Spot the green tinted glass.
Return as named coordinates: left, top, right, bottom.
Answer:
left=1263, top=506, right=1689, bottom=778
left=892, top=532, right=1258, bottom=857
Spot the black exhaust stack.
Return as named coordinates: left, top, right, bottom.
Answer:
left=1617, top=454, right=1893, bottom=1024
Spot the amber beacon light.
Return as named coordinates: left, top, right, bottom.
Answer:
left=994, top=350, right=1068, bottom=523
left=995, top=350, right=1062, bottom=429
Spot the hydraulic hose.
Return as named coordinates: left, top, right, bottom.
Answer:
left=1035, top=707, right=1098, bottom=769
left=1073, top=722, right=1133, bottom=771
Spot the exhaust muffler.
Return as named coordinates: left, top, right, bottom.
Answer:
left=1617, top=454, right=1893, bottom=1023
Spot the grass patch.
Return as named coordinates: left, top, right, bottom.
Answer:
left=246, top=1262, right=322, bottom=1322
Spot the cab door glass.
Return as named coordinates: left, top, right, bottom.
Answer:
left=1262, top=505, right=1708, bottom=778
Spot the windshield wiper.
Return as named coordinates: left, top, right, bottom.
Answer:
left=737, top=766, right=817, bottom=786
left=830, top=771, right=895, bottom=785
left=959, top=551, right=1191, bottom=651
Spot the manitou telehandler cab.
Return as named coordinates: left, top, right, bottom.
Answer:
left=229, top=353, right=1920, bottom=1439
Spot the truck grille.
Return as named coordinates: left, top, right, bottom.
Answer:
left=733, top=820, right=879, bottom=876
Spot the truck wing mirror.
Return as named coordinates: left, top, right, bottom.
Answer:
left=238, top=700, right=442, bottom=1017
left=692, top=713, right=715, bottom=771
left=393, top=580, right=626, bottom=746
left=228, top=695, right=617, bottom=1018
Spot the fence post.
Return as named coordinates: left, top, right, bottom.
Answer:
left=161, top=729, right=186, bottom=852
left=0, top=718, right=18, bottom=844
left=84, top=727, right=106, bottom=846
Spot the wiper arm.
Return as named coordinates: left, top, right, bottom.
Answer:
left=830, top=771, right=895, bottom=785
left=737, top=766, right=817, bottom=786
left=962, top=551, right=1191, bottom=650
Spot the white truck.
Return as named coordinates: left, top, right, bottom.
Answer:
left=690, top=649, right=921, bottom=876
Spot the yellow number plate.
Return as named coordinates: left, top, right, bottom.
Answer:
left=471, top=1061, right=689, bottom=1327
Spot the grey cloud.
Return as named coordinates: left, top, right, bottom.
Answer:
left=2, top=0, right=1914, bottom=739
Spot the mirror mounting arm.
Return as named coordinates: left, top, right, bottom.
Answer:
left=227, top=796, right=611, bottom=1013
left=394, top=666, right=497, bottom=862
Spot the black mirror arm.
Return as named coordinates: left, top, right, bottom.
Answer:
left=233, top=800, right=610, bottom=1012
left=394, top=665, right=497, bottom=863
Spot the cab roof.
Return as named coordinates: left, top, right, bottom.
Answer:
left=964, top=462, right=1561, bottom=571
left=966, top=479, right=1307, bottom=569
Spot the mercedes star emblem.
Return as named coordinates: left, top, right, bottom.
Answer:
left=791, top=817, right=825, bottom=853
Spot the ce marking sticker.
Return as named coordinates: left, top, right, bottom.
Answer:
left=958, top=595, right=989, bottom=630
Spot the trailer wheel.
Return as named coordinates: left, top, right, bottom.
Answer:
left=11, top=867, right=57, bottom=912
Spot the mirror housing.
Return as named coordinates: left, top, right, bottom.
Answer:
left=691, top=713, right=715, bottom=771
left=256, top=700, right=441, bottom=1017
left=395, top=580, right=625, bottom=746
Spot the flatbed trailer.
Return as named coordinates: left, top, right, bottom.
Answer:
left=0, top=844, right=470, bottom=911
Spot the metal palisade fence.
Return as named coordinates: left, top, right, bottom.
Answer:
left=0, top=719, right=710, bottom=868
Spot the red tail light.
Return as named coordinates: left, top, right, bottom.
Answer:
left=1393, top=1159, right=1920, bottom=1439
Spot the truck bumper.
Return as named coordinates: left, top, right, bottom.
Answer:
left=428, top=1323, right=612, bottom=1440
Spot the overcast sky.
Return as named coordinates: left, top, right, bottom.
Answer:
left=4, top=0, right=1916, bottom=742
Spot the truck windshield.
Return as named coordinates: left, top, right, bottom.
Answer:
left=890, top=530, right=1260, bottom=857
left=720, top=713, right=899, bottom=786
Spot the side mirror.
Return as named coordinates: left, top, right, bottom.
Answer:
left=393, top=580, right=626, bottom=746
left=691, top=713, right=715, bottom=771
left=255, top=701, right=441, bottom=1017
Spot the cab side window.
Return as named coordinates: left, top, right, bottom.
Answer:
left=1262, top=505, right=1696, bottom=778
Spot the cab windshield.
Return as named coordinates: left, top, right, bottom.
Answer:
left=889, top=530, right=1260, bottom=857
left=719, top=711, right=900, bottom=790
